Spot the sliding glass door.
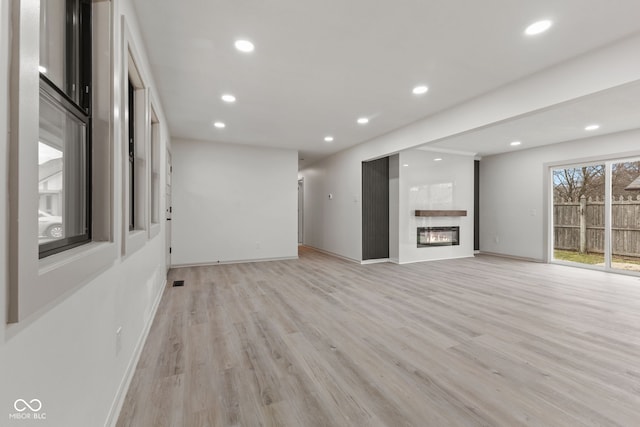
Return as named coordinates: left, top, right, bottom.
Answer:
left=610, top=160, right=640, bottom=272
left=551, top=158, right=640, bottom=274
left=552, top=163, right=606, bottom=267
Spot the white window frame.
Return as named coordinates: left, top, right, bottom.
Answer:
left=8, top=0, right=115, bottom=323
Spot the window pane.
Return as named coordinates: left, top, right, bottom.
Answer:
left=151, top=120, right=159, bottom=224
left=552, top=165, right=606, bottom=266
left=39, top=90, right=87, bottom=245
left=40, top=0, right=81, bottom=104
left=129, top=79, right=135, bottom=230
left=611, top=160, right=640, bottom=272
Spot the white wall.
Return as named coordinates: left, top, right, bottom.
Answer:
left=398, top=150, right=474, bottom=263
left=171, top=139, right=298, bottom=265
left=301, top=148, right=364, bottom=261
left=299, top=34, right=640, bottom=262
left=1, top=1, right=170, bottom=426
left=480, top=129, right=640, bottom=261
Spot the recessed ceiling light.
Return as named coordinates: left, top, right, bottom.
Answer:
left=213, top=121, right=226, bottom=128
left=412, top=85, right=429, bottom=95
left=221, top=94, right=236, bottom=103
left=403, top=164, right=409, bottom=167
left=525, top=20, right=552, bottom=36
left=38, top=65, right=47, bottom=73
left=434, top=158, right=443, bottom=162
left=585, top=124, right=600, bottom=131
left=357, top=117, right=369, bottom=125
left=234, top=39, right=255, bottom=53
left=324, top=136, right=334, bottom=142
left=510, top=141, right=522, bottom=146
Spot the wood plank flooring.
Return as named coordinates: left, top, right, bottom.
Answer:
left=116, top=247, right=640, bottom=426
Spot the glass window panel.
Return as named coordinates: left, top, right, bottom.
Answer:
left=128, top=78, right=135, bottom=230
left=552, top=165, right=606, bottom=266
left=151, top=122, right=160, bottom=224
left=40, top=0, right=81, bottom=104
left=611, top=160, right=640, bottom=272
left=39, top=89, right=87, bottom=245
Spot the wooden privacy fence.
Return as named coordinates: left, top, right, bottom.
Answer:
left=554, top=195, right=640, bottom=256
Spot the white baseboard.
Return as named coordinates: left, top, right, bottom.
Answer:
left=395, top=254, right=474, bottom=265
left=478, top=251, right=543, bottom=263
left=300, top=245, right=360, bottom=264
left=104, top=277, right=166, bottom=427
left=361, top=258, right=390, bottom=265
left=171, top=255, right=298, bottom=269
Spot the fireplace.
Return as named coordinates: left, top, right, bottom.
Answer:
left=417, top=226, right=460, bottom=247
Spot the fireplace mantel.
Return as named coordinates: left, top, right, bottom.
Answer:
left=414, top=210, right=467, bottom=217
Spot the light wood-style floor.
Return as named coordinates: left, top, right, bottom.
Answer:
left=117, top=247, right=640, bottom=427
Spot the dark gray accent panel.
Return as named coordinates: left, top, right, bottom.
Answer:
left=474, top=160, right=480, bottom=251
left=362, top=157, right=389, bottom=260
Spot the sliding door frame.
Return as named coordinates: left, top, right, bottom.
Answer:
left=546, top=152, right=640, bottom=277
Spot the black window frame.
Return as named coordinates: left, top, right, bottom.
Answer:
left=128, top=78, right=135, bottom=231
left=38, top=0, right=92, bottom=259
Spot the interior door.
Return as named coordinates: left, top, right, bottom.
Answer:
left=165, top=151, right=172, bottom=270
left=298, top=179, right=303, bottom=244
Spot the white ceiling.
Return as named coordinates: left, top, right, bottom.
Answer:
left=131, top=0, right=640, bottom=165
left=426, top=81, right=640, bottom=156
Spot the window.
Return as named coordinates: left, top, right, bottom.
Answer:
left=9, top=0, right=113, bottom=322
left=122, top=31, right=150, bottom=255
left=128, top=78, right=135, bottom=230
left=150, top=107, right=161, bottom=227
left=124, top=53, right=147, bottom=237
left=38, top=0, right=92, bottom=258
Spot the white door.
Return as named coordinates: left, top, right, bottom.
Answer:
left=166, top=151, right=172, bottom=269
left=298, top=179, right=304, bottom=244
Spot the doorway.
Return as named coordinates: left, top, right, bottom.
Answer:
left=298, top=178, right=304, bottom=244
left=166, top=150, right=172, bottom=270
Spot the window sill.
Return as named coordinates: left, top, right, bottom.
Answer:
left=39, top=240, right=115, bottom=275
left=11, top=241, right=118, bottom=323
left=149, top=223, right=161, bottom=239
left=124, top=228, right=147, bottom=258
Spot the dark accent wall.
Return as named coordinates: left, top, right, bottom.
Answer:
left=474, top=160, right=480, bottom=251
left=362, top=157, right=389, bottom=260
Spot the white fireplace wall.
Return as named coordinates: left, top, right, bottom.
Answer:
left=398, top=149, right=475, bottom=263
